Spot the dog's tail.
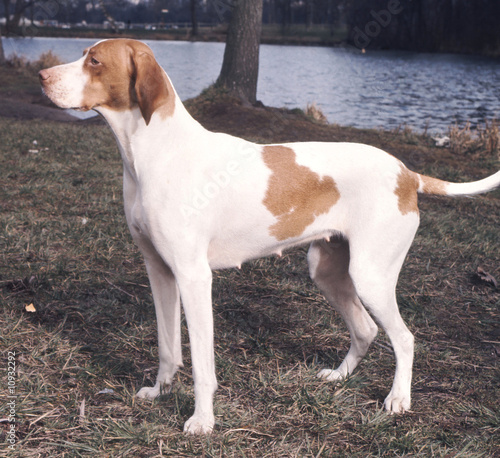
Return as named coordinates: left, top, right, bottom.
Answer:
left=416, top=170, right=500, bottom=197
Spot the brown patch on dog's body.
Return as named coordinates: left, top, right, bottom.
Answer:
left=395, top=165, right=420, bottom=215
left=420, top=175, right=448, bottom=195
left=395, top=165, right=451, bottom=215
left=262, top=145, right=340, bottom=241
left=82, top=39, right=174, bottom=123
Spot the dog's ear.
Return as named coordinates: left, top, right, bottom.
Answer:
left=132, top=51, right=169, bottom=125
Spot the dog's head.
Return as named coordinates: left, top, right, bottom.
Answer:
left=39, top=39, right=173, bottom=125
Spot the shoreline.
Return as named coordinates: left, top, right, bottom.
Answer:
left=0, top=61, right=498, bottom=180
left=3, top=25, right=346, bottom=49
left=3, top=26, right=500, bottom=57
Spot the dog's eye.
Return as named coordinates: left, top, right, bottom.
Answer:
left=90, top=57, right=100, bottom=66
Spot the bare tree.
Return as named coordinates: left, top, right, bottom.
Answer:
left=277, top=0, right=292, bottom=31
left=190, top=0, right=199, bottom=36
left=0, top=26, right=5, bottom=65
left=305, top=0, right=313, bottom=30
left=215, top=0, right=263, bottom=104
left=97, top=0, right=119, bottom=33
left=2, top=0, right=36, bottom=33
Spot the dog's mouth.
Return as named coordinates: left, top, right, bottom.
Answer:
left=40, top=88, right=90, bottom=112
left=39, top=75, right=89, bottom=112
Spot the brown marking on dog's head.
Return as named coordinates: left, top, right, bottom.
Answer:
left=262, top=145, right=340, bottom=240
left=395, top=165, right=420, bottom=215
left=81, top=39, right=174, bottom=124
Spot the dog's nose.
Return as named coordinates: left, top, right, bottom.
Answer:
left=38, top=69, right=50, bottom=82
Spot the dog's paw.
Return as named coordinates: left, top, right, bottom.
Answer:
left=384, top=391, right=411, bottom=414
left=317, top=368, right=345, bottom=382
left=136, top=385, right=161, bottom=399
left=183, top=413, right=215, bottom=435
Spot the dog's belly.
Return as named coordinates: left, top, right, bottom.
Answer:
left=207, top=229, right=342, bottom=270
left=205, top=187, right=350, bottom=270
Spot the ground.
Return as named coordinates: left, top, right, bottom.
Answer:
left=0, top=62, right=498, bottom=456
left=0, top=62, right=80, bottom=122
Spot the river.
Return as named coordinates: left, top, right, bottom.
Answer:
left=3, top=36, right=500, bottom=132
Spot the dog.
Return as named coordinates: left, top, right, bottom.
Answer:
left=39, top=39, right=500, bottom=434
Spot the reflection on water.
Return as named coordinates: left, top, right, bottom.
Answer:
left=4, top=36, right=500, bottom=131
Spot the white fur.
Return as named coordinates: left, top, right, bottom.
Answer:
left=40, top=56, right=88, bottom=110
left=40, top=40, right=500, bottom=435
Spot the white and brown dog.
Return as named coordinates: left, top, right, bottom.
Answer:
left=39, top=39, right=500, bottom=434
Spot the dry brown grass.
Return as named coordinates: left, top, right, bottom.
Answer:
left=448, top=120, right=500, bottom=159
left=305, top=103, right=328, bottom=124
left=7, top=51, right=65, bottom=77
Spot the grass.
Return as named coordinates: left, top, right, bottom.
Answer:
left=0, top=109, right=499, bottom=455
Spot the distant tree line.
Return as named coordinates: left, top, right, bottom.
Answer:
left=1, top=0, right=499, bottom=55
left=0, top=0, right=343, bottom=30
left=347, top=0, right=500, bottom=55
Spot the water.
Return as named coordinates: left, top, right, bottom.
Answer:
left=3, top=36, right=500, bottom=132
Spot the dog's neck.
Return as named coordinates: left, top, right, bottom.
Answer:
left=95, top=95, right=205, bottom=179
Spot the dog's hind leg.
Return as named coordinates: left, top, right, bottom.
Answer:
left=308, top=239, right=378, bottom=382
left=347, top=214, right=419, bottom=413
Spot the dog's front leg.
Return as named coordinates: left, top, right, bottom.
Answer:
left=176, top=262, right=217, bottom=435
left=136, top=255, right=182, bottom=399
left=123, top=170, right=183, bottom=399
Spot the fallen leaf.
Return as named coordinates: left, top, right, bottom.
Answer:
left=475, top=267, right=498, bottom=288
left=79, top=398, right=86, bottom=424
left=97, top=388, right=115, bottom=395
left=25, top=303, right=36, bottom=312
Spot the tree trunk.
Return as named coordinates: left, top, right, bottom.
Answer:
left=305, top=0, right=313, bottom=30
left=7, top=0, right=35, bottom=32
left=281, top=0, right=292, bottom=32
left=3, top=0, right=12, bottom=33
left=0, top=26, right=5, bottom=65
left=190, top=0, right=199, bottom=37
left=97, top=0, right=119, bottom=33
left=215, top=0, right=263, bottom=104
